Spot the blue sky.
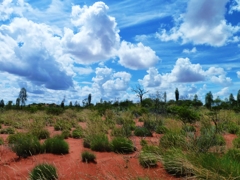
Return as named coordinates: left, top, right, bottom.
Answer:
left=0, top=0, right=240, bottom=105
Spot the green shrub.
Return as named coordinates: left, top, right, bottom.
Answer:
left=46, top=107, right=64, bottom=115
left=111, top=125, right=132, bottom=138
left=134, top=127, right=152, bottom=137
left=0, top=127, right=15, bottom=134
left=90, top=134, right=111, bottom=152
left=140, top=139, right=148, bottom=147
left=81, top=151, right=96, bottom=163
left=30, top=128, right=50, bottom=140
left=227, top=122, right=239, bottom=134
left=233, top=137, right=240, bottom=149
left=182, top=124, right=196, bottom=133
left=43, top=136, right=69, bottom=154
left=139, top=152, right=158, bottom=168
left=8, top=133, right=41, bottom=158
left=0, top=137, right=4, bottom=145
left=111, top=137, right=134, bottom=154
left=162, top=148, right=192, bottom=177
left=225, top=148, right=240, bottom=162
left=72, top=128, right=83, bottom=139
left=54, top=120, right=72, bottom=131
left=155, top=125, right=169, bottom=134
left=160, top=131, right=186, bottom=149
left=115, top=116, right=124, bottom=125
left=83, top=138, right=91, bottom=148
left=30, top=163, right=58, bottom=180
left=61, top=130, right=71, bottom=139
left=143, top=119, right=160, bottom=132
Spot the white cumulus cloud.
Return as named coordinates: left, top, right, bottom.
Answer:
left=237, top=71, right=240, bottom=78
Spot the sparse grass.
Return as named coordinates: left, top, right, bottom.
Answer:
left=72, top=127, right=83, bottom=139
left=111, top=137, right=134, bottom=154
left=81, top=151, right=96, bottom=163
left=134, top=127, right=152, bottom=137
left=30, top=163, right=58, bottom=180
left=43, top=136, right=69, bottom=154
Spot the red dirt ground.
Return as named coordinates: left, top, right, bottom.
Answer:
left=0, top=120, right=237, bottom=180
left=0, top=124, right=179, bottom=180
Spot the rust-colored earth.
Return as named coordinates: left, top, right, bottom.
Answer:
left=0, top=120, right=237, bottom=180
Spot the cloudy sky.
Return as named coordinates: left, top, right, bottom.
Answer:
left=0, top=0, right=240, bottom=105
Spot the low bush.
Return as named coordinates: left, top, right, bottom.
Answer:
left=111, top=125, right=132, bottom=138
left=43, top=136, right=69, bottom=154
left=30, top=128, right=50, bottom=140
left=0, top=137, right=4, bottom=145
left=182, top=124, right=196, bottom=133
left=233, top=137, right=240, bottom=148
left=72, top=128, right=83, bottom=139
left=160, top=131, right=186, bottom=150
left=139, top=152, right=158, bottom=168
left=8, top=133, right=41, bottom=158
left=134, top=127, right=152, bottom=137
left=155, top=125, right=169, bottom=134
left=111, top=137, right=134, bottom=154
left=46, top=107, right=64, bottom=115
left=61, top=130, right=71, bottom=139
left=225, top=148, right=240, bottom=162
left=90, top=134, right=111, bottom=152
left=30, top=163, right=58, bottom=180
left=54, top=120, right=72, bottom=131
left=81, top=151, right=96, bottom=163
left=227, top=122, right=239, bottom=134
left=0, top=127, right=15, bottom=134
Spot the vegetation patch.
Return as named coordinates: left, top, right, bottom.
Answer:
left=43, top=136, right=69, bottom=154
left=111, top=137, right=134, bottom=154
left=81, top=151, right=96, bottom=163
left=30, top=163, right=58, bottom=180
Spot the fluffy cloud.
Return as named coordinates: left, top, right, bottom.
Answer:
left=139, top=68, right=162, bottom=87
left=92, top=66, right=131, bottom=98
left=118, top=41, right=160, bottom=70
left=237, top=71, right=240, bottom=78
left=157, top=0, right=240, bottom=46
left=230, top=0, right=240, bottom=13
left=0, top=17, right=73, bottom=90
left=183, top=47, right=197, bottom=54
left=62, top=2, right=120, bottom=64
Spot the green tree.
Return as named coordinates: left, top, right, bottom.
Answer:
left=19, top=88, right=27, bottom=107
left=132, top=85, right=148, bottom=105
left=88, top=94, right=92, bottom=105
left=69, top=101, right=72, bottom=107
left=237, top=90, right=240, bottom=107
left=164, top=91, right=167, bottom=103
left=205, top=91, right=213, bottom=109
left=175, top=88, right=179, bottom=101
left=229, top=93, right=235, bottom=107
left=0, top=99, right=4, bottom=108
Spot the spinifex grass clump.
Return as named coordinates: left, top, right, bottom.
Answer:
left=30, top=128, right=50, bottom=140
left=160, top=131, right=186, bottom=150
left=134, top=127, right=152, bottom=137
left=61, top=129, right=71, bottom=139
left=72, top=127, right=83, bottom=139
left=30, top=163, right=58, bottom=180
left=43, top=136, right=69, bottom=154
left=89, top=133, right=111, bottom=152
left=81, top=151, right=96, bottom=163
left=233, top=137, right=240, bottom=148
left=139, top=152, right=158, bottom=168
left=111, top=124, right=132, bottom=138
left=54, top=119, right=72, bottom=131
left=8, top=133, right=41, bottom=158
left=111, top=137, right=134, bottom=154
left=0, top=137, right=4, bottom=145
left=0, top=127, right=15, bottom=134
left=155, top=125, right=169, bottom=134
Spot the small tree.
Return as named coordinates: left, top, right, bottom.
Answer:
left=19, top=88, right=27, bottom=107
left=132, top=85, right=148, bottom=105
left=229, top=93, right=236, bottom=108
left=88, top=94, right=92, bottom=106
left=0, top=99, right=4, bottom=108
left=69, top=101, right=73, bottom=107
left=205, top=91, right=213, bottom=109
left=237, top=90, right=240, bottom=107
left=175, top=88, right=179, bottom=101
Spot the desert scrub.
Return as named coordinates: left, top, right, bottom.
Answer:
left=54, top=119, right=72, bottom=131
left=227, top=122, right=239, bottom=134
left=134, top=127, right=152, bottom=137
left=111, top=124, right=132, bottom=138
left=182, top=124, right=196, bottom=133
left=43, top=136, right=69, bottom=154
left=233, top=137, right=240, bottom=148
left=155, top=125, right=169, bottom=134
left=139, top=152, right=158, bottom=168
left=30, top=128, right=50, bottom=140
left=81, top=151, right=96, bottom=163
left=8, top=133, right=41, bottom=158
left=160, top=131, right=186, bottom=150
left=225, top=148, right=240, bottom=162
left=61, top=129, right=71, bottom=139
left=0, top=137, right=4, bottom=145
left=0, top=127, right=15, bottom=134
left=89, top=134, right=111, bottom=152
left=30, top=163, right=58, bottom=180
left=111, top=137, right=134, bottom=154
left=72, top=127, right=83, bottom=139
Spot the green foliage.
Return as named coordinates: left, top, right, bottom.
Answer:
left=225, top=148, right=240, bottom=162
left=182, top=124, right=196, bottom=133
left=139, top=152, right=158, bottom=168
left=30, top=128, right=50, bottom=140
left=111, top=137, right=134, bottom=154
left=8, top=133, right=41, bottom=158
left=233, top=137, right=240, bottom=148
left=89, top=134, right=111, bottom=152
left=81, top=151, right=96, bottom=163
left=160, top=131, right=186, bottom=149
left=0, top=137, right=4, bottom=145
left=111, top=125, right=132, bottom=138
left=54, top=120, right=72, bottom=131
left=140, top=139, right=148, bottom=147
left=134, top=127, right=152, bottom=137
left=43, top=136, right=69, bottom=154
left=61, top=130, right=71, bottom=139
left=143, top=117, right=162, bottom=132
left=30, top=163, right=58, bottom=180
left=227, top=122, right=239, bottom=134
left=155, top=125, right=169, bottom=134
left=0, top=127, right=15, bottom=134
left=72, top=128, right=83, bottom=139
left=177, top=107, right=200, bottom=124
left=46, top=107, right=64, bottom=115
